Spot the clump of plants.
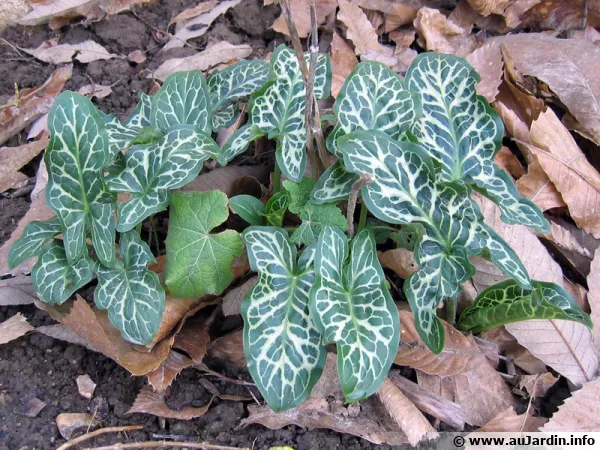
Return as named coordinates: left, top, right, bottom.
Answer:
left=10, top=46, right=592, bottom=412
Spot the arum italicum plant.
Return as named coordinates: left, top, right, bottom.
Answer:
left=9, top=48, right=592, bottom=412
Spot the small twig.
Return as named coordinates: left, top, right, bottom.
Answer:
left=347, top=174, right=373, bottom=238
left=520, top=375, right=539, bottom=433
left=84, top=441, right=250, bottom=450
left=56, top=425, right=144, bottom=450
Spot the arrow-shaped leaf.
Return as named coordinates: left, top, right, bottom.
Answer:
left=106, top=127, right=219, bottom=232
left=405, top=53, right=548, bottom=233
left=458, top=280, right=593, bottom=334
left=8, top=216, right=62, bottom=269
left=95, top=230, right=166, bottom=345
left=311, top=227, right=399, bottom=401
left=46, top=91, right=116, bottom=266
left=242, top=226, right=326, bottom=412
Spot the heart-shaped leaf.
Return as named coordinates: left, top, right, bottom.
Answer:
left=218, top=123, right=265, bottom=165
left=405, top=53, right=548, bottom=233
left=8, top=216, right=61, bottom=269
left=165, top=191, right=243, bottom=298
left=208, top=60, right=270, bottom=131
left=32, top=240, right=94, bottom=304
left=311, top=227, right=399, bottom=401
left=242, top=226, right=326, bottom=412
left=46, top=91, right=116, bottom=266
left=458, top=280, right=593, bottom=334
left=229, top=195, right=266, bottom=226
left=106, top=127, right=219, bottom=232
left=95, top=230, right=166, bottom=345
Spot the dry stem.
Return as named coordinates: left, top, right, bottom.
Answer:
left=84, top=442, right=249, bottom=450
left=347, top=174, right=373, bottom=237
left=56, top=425, right=144, bottom=450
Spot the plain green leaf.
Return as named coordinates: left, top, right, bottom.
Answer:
left=229, top=195, right=266, bottom=226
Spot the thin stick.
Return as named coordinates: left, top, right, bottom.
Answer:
left=357, top=202, right=368, bottom=233
left=84, top=442, right=250, bottom=450
left=56, top=425, right=144, bottom=450
left=347, top=174, right=373, bottom=238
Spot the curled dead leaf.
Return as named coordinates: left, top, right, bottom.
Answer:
left=517, top=373, right=559, bottom=399
left=271, top=0, right=337, bottom=38
left=129, top=386, right=214, bottom=420
left=330, top=32, right=358, bottom=98
left=0, top=276, right=37, bottom=306
left=222, top=276, right=258, bottom=317
left=0, top=135, right=47, bottom=194
left=467, top=0, right=510, bottom=16
left=0, top=313, right=34, bottom=345
left=414, top=7, right=479, bottom=57
left=56, top=413, right=98, bottom=440
left=542, top=378, right=600, bottom=431
left=465, top=37, right=504, bottom=103
left=24, top=39, right=117, bottom=64
left=379, top=248, right=417, bottom=279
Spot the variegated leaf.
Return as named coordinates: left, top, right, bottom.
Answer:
left=32, top=240, right=94, bottom=304
left=458, top=280, right=593, bottom=334
left=8, top=216, right=62, bottom=269
left=405, top=53, right=548, bottom=233
left=264, top=191, right=290, bottom=228
left=311, top=227, right=399, bottom=401
left=45, top=91, right=116, bottom=267
left=242, top=227, right=325, bottom=412
left=151, top=71, right=211, bottom=133
left=250, top=45, right=330, bottom=181
left=100, top=111, right=141, bottom=157
left=106, top=127, right=219, bottom=232
left=311, top=161, right=359, bottom=204
left=208, top=59, right=270, bottom=131
left=95, top=230, right=165, bottom=345
left=339, top=130, right=531, bottom=353
left=218, top=124, right=265, bottom=165
left=125, top=92, right=153, bottom=129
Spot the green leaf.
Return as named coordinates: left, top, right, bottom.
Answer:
left=339, top=130, right=531, bottom=353
left=32, top=240, right=94, bottom=304
left=264, top=191, right=290, bottom=227
left=458, top=280, right=593, bottom=334
left=151, top=71, right=211, bottom=133
left=311, top=161, right=359, bottom=205
left=125, top=92, right=153, bottom=129
left=46, top=91, right=116, bottom=267
left=250, top=45, right=330, bottom=181
left=229, top=195, right=266, bottom=226
left=283, top=177, right=315, bottom=214
left=208, top=60, right=270, bottom=131
left=95, top=230, right=165, bottom=345
left=405, top=53, right=548, bottom=233
left=8, top=216, right=62, bottom=269
left=218, top=123, right=265, bottom=165
left=311, top=227, right=400, bottom=401
left=165, top=191, right=244, bottom=298
left=106, top=127, right=219, bottom=232
left=242, top=226, right=326, bottom=412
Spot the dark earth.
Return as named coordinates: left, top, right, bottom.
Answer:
left=0, top=1, right=413, bottom=448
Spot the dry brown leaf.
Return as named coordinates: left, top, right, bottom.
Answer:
left=0, top=0, right=29, bottom=30
left=129, top=386, right=215, bottom=419
left=184, top=166, right=270, bottom=194
left=56, top=413, right=98, bottom=440
left=0, top=136, right=47, bottom=194
left=589, top=247, right=600, bottom=359
left=16, top=397, right=46, bottom=418
left=208, top=329, right=246, bottom=368
left=466, top=408, right=547, bottom=446
left=24, top=39, right=116, bottom=64
left=414, top=7, right=478, bottom=57
left=271, top=0, right=337, bottom=38
left=517, top=109, right=600, bottom=239
left=337, top=0, right=382, bottom=56
left=0, top=276, right=36, bottom=306
left=152, top=42, right=252, bottom=81
left=379, top=378, right=438, bottom=446
left=494, top=146, right=525, bottom=179
left=543, top=378, right=600, bottom=431
left=17, top=0, right=105, bottom=27
left=36, top=324, right=98, bottom=350
left=330, top=32, right=358, bottom=99
left=387, top=372, right=465, bottom=429
left=516, top=158, right=566, bottom=212
left=127, top=49, right=146, bottom=64
left=241, top=353, right=409, bottom=446
left=504, top=0, right=599, bottom=31
left=389, top=29, right=416, bottom=53
left=0, top=313, right=34, bottom=345
left=169, top=0, right=217, bottom=25
left=517, top=373, right=559, bottom=399
left=77, top=83, right=113, bottom=99
left=163, top=0, right=242, bottom=51
left=384, top=4, right=417, bottom=32
left=467, top=0, right=510, bottom=16
left=503, top=34, right=600, bottom=144
left=395, top=311, right=476, bottom=376
left=76, top=374, right=96, bottom=400
left=465, top=37, right=504, bottom=103
left=0, top=64, right=72, bottom=146
left=222, top=276, right=257, bottom=317
left=106, top=0, right=152, bottom=14
left=378, top=248, right=417, bottom=279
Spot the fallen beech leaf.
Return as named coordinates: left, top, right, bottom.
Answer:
left=379, top=378, right=438, bottom=446
left=503, top=34, right=600, bottom=144
left=337, top=0, right=382, bottom=56
left=16, top=397, right=46, bottom=418
left=36, top=324, right=98, bottom=351
left=385, top=4, right=417, bottom=32
left=395, top=311, right=476, bottom=376
left=17, top=0, right=105, bottom=27
left=468, top=408, right=546, bottom=441
left=0, top=0, right=30, bottom=31
left=222, top=276, right=257, bottom=316
left=163, top=0, right=242, bottom=51
left=509, top=345, right=548, bottom=375
left=387, top=372, right=465, bottom=429
left=271, top=0, right=337, bottom=38
left=241, top=353, right=409, bottom=446
left=0, top=313, right=34, bottom=345
left=184, top=166, right=270, bottom=194
left=543, top=378, right=600, bottom=432
left=517, top=373, right=559, bottom=399
left=588, top=247, right=600, bottom=359
left=0, top=64, right=72, bottom=146
left=465, top=37, right=504, bottom=103
left=330, top=32, right=358, bottom=98
left=106, top=0, right=153, bottom=14
left=505, top=319, right=598, bottom=387
left=24, top=39, right=116, bottom=64
left=389, top=29, right=416, bottom=53
left=0, top=136, right=47, bottom=193
left=517, top=109, right=600, bottom=239
left=379, top=248, right=417, bottom=279
left=56, top=413, right=98, bottom=440
left=27, top=113, right=49, bottom=140
left=129, top=386, right=215, bottom=420
left=228, top=175, right=264, bottom=199
left=494, top=146, right=525, bottom=179
left=208, top=329, right=246, bottom=368
left=505, top=0, right=599, bottom=31
left=0, top=276, right=36, bottom=306
left=169, top=0, right=217, bottom=25
left=77, top=84, right=113, bottom=99
left=516, top=158, right=566, bottom=212
left=414, top=7, right=479, bottom=57
left=152, top=42, right=252, bottom=81
left=127, top=49, right=146, bottom=64
left=467, top=0, right=510, bottom=16
left=76, top=374, right=96, bottom=400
